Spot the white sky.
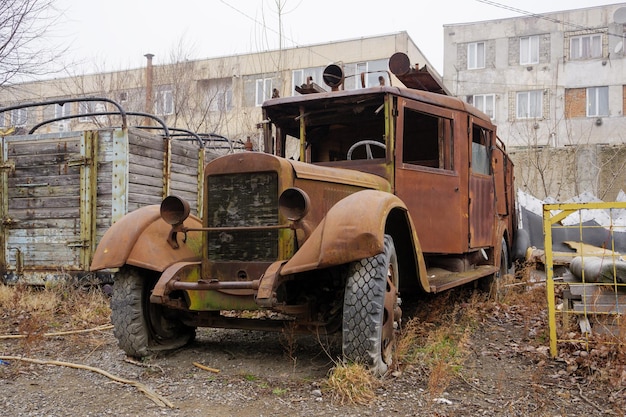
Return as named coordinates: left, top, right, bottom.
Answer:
left=54, top=0, right=619, bottom=75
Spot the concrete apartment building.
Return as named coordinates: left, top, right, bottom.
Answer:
left=0, top=32, right=440, bottom=149
left=443, top=3, right=626, bottom=149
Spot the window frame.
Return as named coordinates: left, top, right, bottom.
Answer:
left=155, top=89, right=174, bottom=115
left=516, top=90, right=543, bottom=119
left=520, top=35, right=539, bottom=65
left=470, top=94, right=496, bottom=120
left=570, top=33, right=603, bottom=60
left=292, top=67, right=325, bottom=95
left=467, top=42, right=486, bottom=70
left=78, top=102, right=106, bottom=122
left=586, top=86, right=609, bottom=117
left=255, top=78, right=273, bottom=106
left=10, top=108, right=28, bottom=127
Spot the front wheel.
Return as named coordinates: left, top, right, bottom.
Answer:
left=110, top=267, right=195, bottom=357
left=342, top=235, right=401, bottom=376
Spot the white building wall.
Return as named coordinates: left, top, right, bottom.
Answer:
left=443, top=3, right=626, bottom=148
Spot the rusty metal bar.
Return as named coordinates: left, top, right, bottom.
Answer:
left=169, top=279, right=260, bottom=291
left=182, top=224, right=292, bottom=233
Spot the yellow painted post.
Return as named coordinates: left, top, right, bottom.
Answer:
left=543, top=204, right=558, bottom=357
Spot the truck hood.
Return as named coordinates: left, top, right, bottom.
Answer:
left=289, top=159, right=391, bottom=191
left=205, top=152, right=390, bottom=192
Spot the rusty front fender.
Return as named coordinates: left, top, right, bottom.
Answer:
left=281, top=190, right=418, bottom=275
left=90, top=205, right=202, bottom=272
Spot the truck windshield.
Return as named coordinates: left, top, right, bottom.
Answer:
left=266, top=94, right=387, bottom=164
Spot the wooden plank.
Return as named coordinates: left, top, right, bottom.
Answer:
left=170, top=181, right=198, bottom=194
left=9, top=195, right=80, bottom=209
left=129, top=133, right=166, bottom=151
left=9, top=152, right=77, bottom=165
left=129, top=153, right=165, bottom=170
left=8, top=174, right=80, bottom=188
left=171, top=162, right=199, bottom=176
left=128, top=173, right=163, bottom=188
left=9, top=185, right=81, bottom=199
left=9, top=228, right=79, bottom=240
left=7, top=141, right=81, bottom=155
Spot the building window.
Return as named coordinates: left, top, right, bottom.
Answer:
left=467, top=42, right=485, bottom=69
left=204, top=79, right=233, bottom=112
left=516, top=90, right=543, bottom=119
left=468, top=94, right=495, bottom=119
left=156, top=89, right=173, bottom=115
left=55, top=102, right=71, bottom=119
left=520, top=36, right=539, bottom=65
left=54, top=102, right=71, bottom=131
left=10, top=108, right=27, bottom=126
left=256, top=78, right=273, bottom=106
left=587, top=86, right=608, bottom=117
left=292, top=67, right=325, bottom=95
left=570, top=34, right=602, bottom=60
left=79, top=101, right=106, bottom=122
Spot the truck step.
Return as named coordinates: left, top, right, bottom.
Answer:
left=427, top=265, right=499, bottom=293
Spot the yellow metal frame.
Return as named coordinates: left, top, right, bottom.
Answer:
left=543, top=201, right=626, bottom=357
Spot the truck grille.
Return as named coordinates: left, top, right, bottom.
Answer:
left=207, top=172, right=279, bottom=261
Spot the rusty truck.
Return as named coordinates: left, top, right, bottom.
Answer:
left=91, top=52, right=524, bottom=375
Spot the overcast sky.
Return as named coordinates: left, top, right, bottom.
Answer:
left=54, top=0, right=619, bottom=75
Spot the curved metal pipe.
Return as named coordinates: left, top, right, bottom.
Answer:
left=28, top=111, right=170, bottom=138
left=1, top=97, right=128, bottom=129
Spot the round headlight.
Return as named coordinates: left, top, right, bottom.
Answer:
left=160, top=195, right=190, bottom=225
left=279, top=188, right=310, bottom=221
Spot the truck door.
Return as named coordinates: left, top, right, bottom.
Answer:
left=468, top=118, right=495, bottom=248
left=395, top=98, right=464, bottom=254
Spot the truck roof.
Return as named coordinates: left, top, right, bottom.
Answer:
left=262, top=85, right=494, bottom=126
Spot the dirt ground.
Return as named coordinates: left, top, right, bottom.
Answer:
left=1, top=286, right=625, bottom=417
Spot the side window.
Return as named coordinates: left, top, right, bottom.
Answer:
left=471, top=125, right=491, bottom=175
left=402, top=108, right=453, bottom=170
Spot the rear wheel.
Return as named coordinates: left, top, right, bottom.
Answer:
left=480, top=237, right=509, bottom=300
left=110, top=267, right=195, bottom=357
left=342, top=235, right=401, bottom=376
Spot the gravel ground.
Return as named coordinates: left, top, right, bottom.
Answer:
left=1, top=289, right=625, bottom=417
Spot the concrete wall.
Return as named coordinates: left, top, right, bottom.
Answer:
left=510, top=143, right=626, bottom=201
left=444, top=3, right=626, bottom=149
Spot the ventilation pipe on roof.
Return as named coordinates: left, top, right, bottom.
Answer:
left=144, top=53, right=154, bottom=126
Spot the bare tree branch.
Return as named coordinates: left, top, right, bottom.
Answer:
left=0, top=0, right=65, bottom=86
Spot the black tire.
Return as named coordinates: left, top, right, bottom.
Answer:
left=480, top=237, right=509, bottom=299
left=110, top=267, right=195, bottom=358
left=342, top=235, right=401, bottom=376
left=512, top=228, right=530, bottom=262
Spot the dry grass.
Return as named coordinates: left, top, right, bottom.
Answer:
left=396, top=293, right=480, bottom=397
left=0, top=281, right=111, bottom=343
left=324, top=362, right=381, bottom=405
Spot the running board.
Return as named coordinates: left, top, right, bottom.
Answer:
left=427, top=265, right=499, bottom=293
